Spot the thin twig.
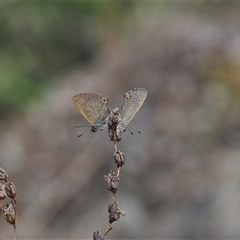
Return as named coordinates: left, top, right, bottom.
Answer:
left=104, top=223, right=112, bottom=236
left=117, top=167, right=121, bottom=178
left=13, top=223, right=17, bottom=240
left=13, top=198, right=17, bottom=240
left=114, top=143, right=118, bottom=152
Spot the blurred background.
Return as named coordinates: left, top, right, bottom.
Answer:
left=1, top=1, right=240, bottom=239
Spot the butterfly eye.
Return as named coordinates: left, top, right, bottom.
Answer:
left=102, top=98, right=107, bottom=102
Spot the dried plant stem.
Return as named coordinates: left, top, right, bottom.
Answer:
left=13, top=198, right=17, bottom=240
left=117, top=167, right=121, bottom=178
left=104, top=223, right=112, bottom=236
left=114, top=143, right=118, bottom=152
left=13, top=222, right=17, bottom=240
left=93, top=106, right=133, bottom=240
left=102, top=139, right=126, bottom=239
left=111, top=193, right=116, bottom=201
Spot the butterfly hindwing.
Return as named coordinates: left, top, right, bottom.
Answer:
left=120, top=88, right=148, bottom=128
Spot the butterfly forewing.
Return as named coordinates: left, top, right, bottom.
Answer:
left=120, top=88, right=148, bottom=128
left=73, top=93, right=109, bottom=128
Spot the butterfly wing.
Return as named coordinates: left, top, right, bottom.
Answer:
left=120, top=88, right=148, bottom=128
left=73, top=93, right=109, bottom=128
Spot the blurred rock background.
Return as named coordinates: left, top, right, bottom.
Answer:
left=1, top=2, right=240, bottom=239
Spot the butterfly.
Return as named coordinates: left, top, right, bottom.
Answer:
left=72, top=88, right=148, bottom=134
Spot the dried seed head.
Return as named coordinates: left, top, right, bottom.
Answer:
left=104, top=171, right=119, bottom=194
left=108, top=201, right=125, bottom=224
left=108, top=107, right=122, bottom=143
left=0, top=183, right=7, bottom=200
left=113, top=150, right=126, bottom=168
left=0, top=167, right=8, bottom=181
left=2, top=202, right=16, bottom=225
left=6, top=181, right=17, bottom=199
left=93, top=230, right=104, bottom=240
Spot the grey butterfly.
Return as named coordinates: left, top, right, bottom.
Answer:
left=73, top=88, right=148, bottom=133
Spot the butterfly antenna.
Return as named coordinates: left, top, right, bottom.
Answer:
left=127, top=127, right=141, bottom=135
left=126, top=127, right=134, bottom=135
left=77, top=129, right=89, bottom=138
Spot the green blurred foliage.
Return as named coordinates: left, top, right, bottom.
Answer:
left=0, top=2, right=133, bottom=120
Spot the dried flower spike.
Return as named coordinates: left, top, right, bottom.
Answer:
left=108, top=201, right=125, bottom=224
left=104, top=171, right=119, bottom=194
left=113, top=150, right=126, bottom=168
left=6, top=181, right=17, bottom=200
left=0, top=183, right=7, bottom=200
left=2, top=202, right=16, bottom=225
left=93, top=230, right=104, bottom=240
left=0, top=167, right=8, bottom=181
